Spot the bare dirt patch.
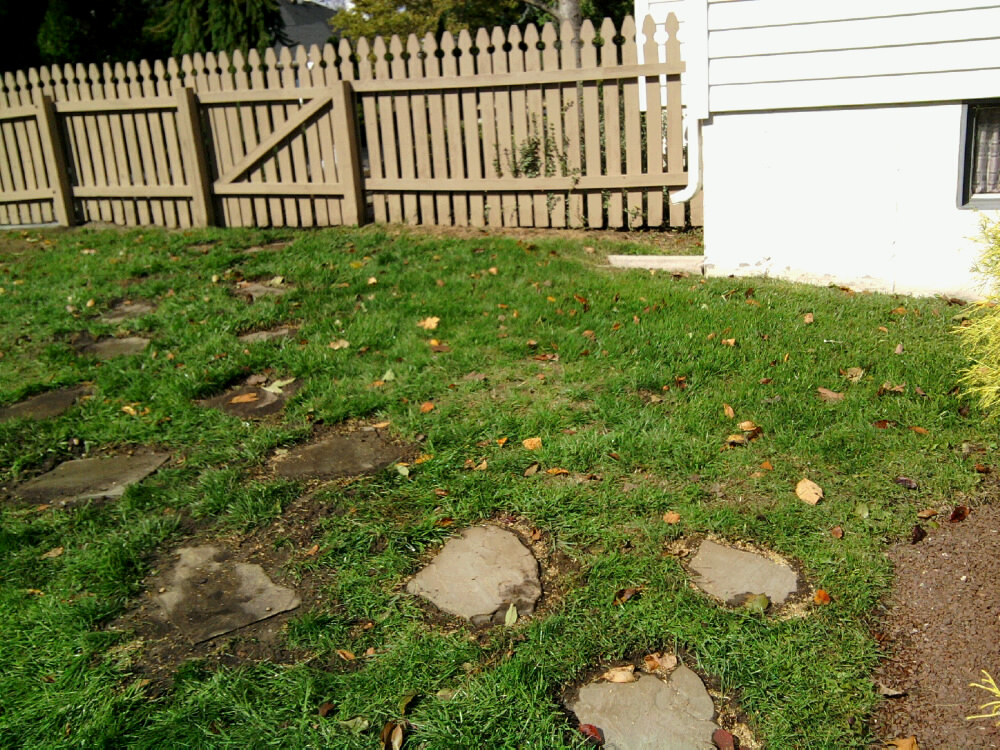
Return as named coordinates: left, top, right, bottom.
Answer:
left=871, top=504, right=1000, bottom=747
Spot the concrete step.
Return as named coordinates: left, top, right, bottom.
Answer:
left=607, top=255, right=705, bottom=274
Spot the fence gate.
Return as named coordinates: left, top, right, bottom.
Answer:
left=0, top=14, right=700, bottom=231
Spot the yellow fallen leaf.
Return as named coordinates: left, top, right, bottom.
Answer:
left=723, top=403, right=735, bottom=419
left=367, top=276, right=378, bottom=285
left=372, top=421, right=390, bottom=429
left=329, top=339, right=350, bottom=350
left=497, top=437, right=508, bottom=447
left=725, top=434, right=748, bottom=447
left=336, top=649, right=356, bottom=661
left=546, top=467, right=569, bottom=475
left=738, top=420, right=759, bottom=432
left=413, top=454, right=433, bottom=464
left=230, top=392, right=260, bottom=404
left=887, top=738, right=919, bottom=750
left=419, top=401, right=435, bottom=413
left=417, top=316, right=440, bottom=330
left=602, top=665, right=637, bottom=683
left=817, top=387, right=845, bottom=402
left=39, top=546, right=64, bottom=560
left=662, top=511, right=681, bottom=524
left=796, top=478, right=824, bottom=505
left=721, top=338, right=736, bottom=346
left=804, top=312, right=814, bottom=324
left=121, top=405, right=139, bottom=416
left=522, top=437, right=542, bottom=451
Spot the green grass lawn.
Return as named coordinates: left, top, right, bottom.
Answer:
left=0, top=224, right=988, bottom=748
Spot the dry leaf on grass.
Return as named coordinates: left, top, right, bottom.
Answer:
left=335, top=649, right=355, bottom=661
left=229, top=392, right=259, bottom=404
left=416, top=316, right=440, bottom=330
left=887, top=737, right=919, bottom=750
left=419, top=401, right=435, bottom=414
left=804, top=312, right=814, bottom=324
left=546, top=467, right=569, bottom=475
left=662, top=511, right=681, bottom=524
left=523, top=462, right=540, bottom=477
left=522, top=437, right=542, bottom=450
left=602, top=665, right=637, bottom=683
left=328, top=339, right=350, bottom=350
left=760, top=460, right=774, bottom=471
left=909, top=426, right=929, bottom=435
left=613, top=587, right=641, bottom=606
left=643, top=652, right=678, bottom=672
left=817, top=387, right=845, bottom=402
left=813, top=589, right=832, bottom=605
left=796, top=478, right=824, bottom=505
left=39, top=546, right=64, bottom=560
left=723, top=403, right=735, bottom=419
left=844, top=367, right=865, bottom=383
left=916, top=508, right=938, bottom=519
left=830, top=526, right=844, bottom=539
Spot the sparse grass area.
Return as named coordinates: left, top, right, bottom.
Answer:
left=0, top=224, right=988, bottom=748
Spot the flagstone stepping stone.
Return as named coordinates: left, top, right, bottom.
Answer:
left=272, top=431, right=405, bottom=480
left=75, top=335, right=150, bottom=360
left=243, top=241, right=290, bottom=254
left=238, top=325, right=299, bottom=344
left=156, top=545, right=300, bottom=644
left=568, top=666, right=720, bottom=750
left=198, top=377, right=299, bottom=419
left=688, top=539, right=799, bottom=607
left=0, top=385, right=91, bottom=423
left=234, top=280, right=290, bottom=301
left=15, top=451, right=170, bottom=505
left=405, top=526, right=542, bottom=625
left=101, top=299, right=157, bottom=324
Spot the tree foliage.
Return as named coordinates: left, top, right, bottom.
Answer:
left=36, top=0, right=168, bottom=66
left=960, top=214, right=1000, bottom=418
left=152, top=0, right=287, bottom=57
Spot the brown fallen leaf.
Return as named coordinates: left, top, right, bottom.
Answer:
left=372, top=421, right=390, bottom=429
left=304, top=544, right=320, bottom=556
left=379, top=721, right=405, bottom=750
left=613, top=587, right=641, bottom=606
left=39, top=546, right=64, bottom=560
left=844, top=367, right=865, bottom=383
left=419, top=401, right=435, bottom=414
left=950, top=505, right=970, bottom=522
left=804, top=312, right=814, bottom=324
left=737, top=420, right=759, bottom=432
left=723, top=403, right=735, bottom=419
left=712, top=728, right=737, bottom=750
left=473, top=460, right=488, bottom=472
left=887, top=736, right=919, bottom=750
left=975, top=463, right=992, bottom=474
left=602, top=665, right=637, bottom=683
left=229, top=392, right=259, bottom=404
left=813, top=589, right=832, bottom=605
left=318, top=701, right=336, bottom=718
left=877, top=382, right=906, bottom=396
left=759, top=377, right=773, bottom=384
left=895, top=343, right=905, bottom=355
left=643, top=652, right=678, bottom=672
left=329, top=339, right=350, bottom=350
left=760, top=460, right=774, bottom=471
left=496, top=437, right=508, bottom=447
left=434, top=488, right=450, bottom=497
left=894, top=476, right=918, bottom=490
left=872, top=419, right=897, bottom=429
left=336, top=649, right=356, bottom=661
left=416, top=317, right=439, bottom=330
left=546, top=467, right=569, bottom=475
left=721, top=338, right=736, bottom=347
left=908, top=426, right=929, bottom=435
left=579, top=723, right=604, bottom=746
left=916, top=508, right=938, bottom=519
left=878, top=325, right=889, bottom=333
left=891, top=306, right=907, bottom=315
left=662, top=511, right=681, bottom=524
left=523, top=462, right=540, bottom=477
left=817, top=387, right=844, bottom=402
left=724, top=434, right=748, bottom=448
left=830, top=525, right=844, bottom=539
left=796, top=478, right=824, bottom=505
left=522, top=437, right=542, bottom=450
left=910, top=525, right=927, bottom=544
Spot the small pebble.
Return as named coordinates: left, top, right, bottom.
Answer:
left=158, top=587, right=166, bottom=593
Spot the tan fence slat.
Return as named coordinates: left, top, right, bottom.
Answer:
left=642, top=17, right=664, bottom=227
left=219, top=51, right=251, bottom=226
left=561, top=22, right=584, bottom=228
left=14, top=71, right=42, bottom=224
left=163, top=58, right=190, bottom=227
left=664, top=14, right=685, bottom=228
left=202, top=52, right=232, bottom=226
left=248, top=49, right=279, bottom=226
left=125, top=62, right=153, bottom=224
left=175, top=86, right=213, bottom=227
left=389, top=36, right=417, bottom=224
left=65, top=64, right=92, bottom=223
left=231, top=50, right=265, bottom=226
left=490, top=26, right=515, bottom=227
left=357, top=37, right=385, bottom=223
left=302, top=45, right=330, bottom=226
left=365, top=172, right=686, bottom=191
left=21, top=70, right=47, bottom=223
left=335, top=38, right=354, bottom=224
left=580, top=22, right=603, bottom=228
left=32, top=69, right=56, bottom=223
left=267, top=48, right=298, bottom=225
left=476, top=27, right=501, bottom=228
left=5, top=72, right=32, bottom=223
left=320, top=43, right=343, bottom=224
left=407, top=34, right=434, bottom=225
left=106, top=62, right=135, bottom=225
left=458, top=30, right=484, bottom=227
left=424, top=32, right=449, bottom=225
left=373, top=37, right=401, bottom=223
left=117, top=62, right=148, bottom=224
left=600, top=19, right=623, bottom=228
left=331, top=79, right=365, bottom=224
left=282, top=47, right=313, bottom=227
left=507, top=26, right=531, bottom=227
left=522, top=25, right=547, bottom=228
left=137, top=61, right=166, bottom=226
left=540, top=23, right=564, bottom=228
left=0, top=74, right=20, bottom=222
left=441, top=32, right=467, bottom=226
left=621, top=17, right=642, bottom=227
left=83, top=64, right=112, bottom=222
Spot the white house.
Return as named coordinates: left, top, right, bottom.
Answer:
left=641, top=0, right=1000, bottom=299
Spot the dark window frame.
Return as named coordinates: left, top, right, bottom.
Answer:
left=960, top=100, right=1000, bottom=209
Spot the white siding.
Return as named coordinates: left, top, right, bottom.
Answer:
left=706, top=0, right=1000, bottom=112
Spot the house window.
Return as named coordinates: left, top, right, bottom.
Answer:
left=964, top=103, right=1000, bottom=205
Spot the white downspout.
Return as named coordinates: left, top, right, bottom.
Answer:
left=671, top=114, right=701, bottom=204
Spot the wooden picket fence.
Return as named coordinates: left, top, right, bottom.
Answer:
left=0, top=14, right=700, bottom=231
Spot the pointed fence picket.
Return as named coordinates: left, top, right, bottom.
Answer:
left=0, top=15, right=696, bottom=231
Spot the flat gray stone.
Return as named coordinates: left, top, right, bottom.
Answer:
left=234, top=281, right=289, bottom=301
left=243, top=241, right=290, bottom=254
left=76, top=336, right=150, bottom=360
left=15, top=451, right=170, bottom=505
left=607, top=255, right=705, bottom=274
left=689, top=540, right=799, bottom=606
left=101, top=299, right=157, bottom=324
left=238, top=326, right=299, bottom=344
left=569, top=667, right=720, bottom=750
left=156, top=545, right=300, bottom=644
left=272, top=432, right=404, bottom=480
left=198, top=380, right=299, bottom=419
left=406, top=526, right=542, bottom=625
left=0, top=385, right=91, bottom=422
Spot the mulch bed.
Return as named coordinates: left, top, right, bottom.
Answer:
left=872, top=504, right=1000, bottom=747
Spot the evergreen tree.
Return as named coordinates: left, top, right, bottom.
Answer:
left=36, top=0, right=168, bottom=66
left=153, top=0, right=288, bottom=57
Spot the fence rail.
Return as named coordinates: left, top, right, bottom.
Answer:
left=0, top=14, right=702, bottom=231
